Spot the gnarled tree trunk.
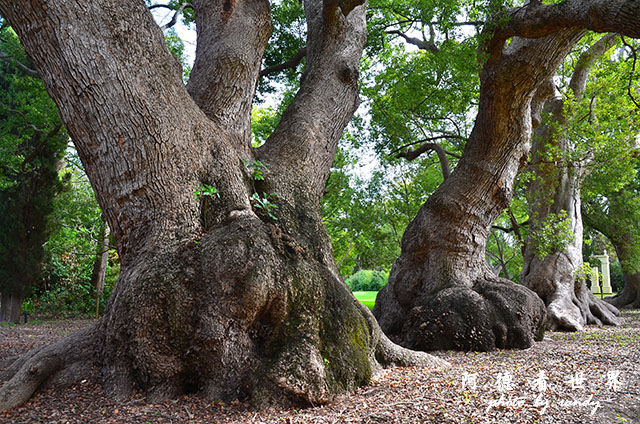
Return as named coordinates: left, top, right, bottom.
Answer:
left=520, top=87, right=619, bottom=331
left=374, top=1, right=640, bottom=351
left=521, top=35, right=621, bottom=331
left=0, top=0, right=445, bottom=411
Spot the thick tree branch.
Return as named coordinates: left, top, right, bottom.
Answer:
left=481, top=0, right=640, bottom=61
left=260, top=47, right=307, bottom=77
left=0, top=0, right=234, bottom=259
left=505, top=0, right=640, bottom=40
left=258, top=0, right=367, bottom=200
left=186, top=0, right=271, bottom=151
left=387, top=30, right=439, bottom=53
left=570, top=33, right=619, bottom=99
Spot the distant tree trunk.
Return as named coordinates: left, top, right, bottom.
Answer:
left=520, top=35, right=620, bottom=331
left=90, top=221, right=110, bottom=316
left=0, top=292, right=22, bottom=324
left=611, top=237, right=640, bottom=309
left=374, top=2, right=640, bottom=352
left=0, top=0, right=442, bottom=411
left=584, top=194, right=640, bottom=309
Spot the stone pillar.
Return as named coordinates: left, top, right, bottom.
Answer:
left=594, top=251, right=612, bottom=294
left=589, top=266, right=600, bottom=294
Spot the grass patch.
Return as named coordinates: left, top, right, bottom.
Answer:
left=353, top=291, right=378, bottom=310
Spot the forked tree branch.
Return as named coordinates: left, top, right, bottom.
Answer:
left=386, top=29, right=439, bottom=53
left=257, top=0, right=368, bottom=198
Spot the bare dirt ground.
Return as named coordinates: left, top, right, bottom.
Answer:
left=1, top=311, right=639, bottom=424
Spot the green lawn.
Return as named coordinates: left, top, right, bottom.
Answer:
left=353, top=290, right=616, bottom=310
left=353, top=291, right=378, bottom=310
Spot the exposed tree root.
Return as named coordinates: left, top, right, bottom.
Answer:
left=522, top=260, right=620, bottom=332
left=544, top=284, right=620, bottom=331
left=375, top=272, right=547, bottom=352
left=521, top=248, right=620, bottom=332
left=353, top=299, right=449, bottom=371
left=606, top=284, right=640, bottom=310
left=0, top=325, right=96, bottom=411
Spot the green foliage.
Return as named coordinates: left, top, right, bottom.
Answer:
left=0, top=26, right=69, bottom=301
left=243, top=159, right=269, bottom=181
left=250, top=192, right=279, bottom=220
left=250, top=107, right=280, bottom=147
left=33, top=156, right=120, bottom=317
left=574, top=262, right=595, bottom=282
left=29, top=279, right=115, bottom=318
left=322, top=144, right=440, bottom=275
left=530, top=210, right=575, bottom=260
left=194, top=183, right=220, bottom=200
left=345, top=270, right=389, bottom=292
left=257, top=0, right=305, bottom=98
left=164, top=28, right=191, bottom=81
left=609, top=260, right=625, bottom=293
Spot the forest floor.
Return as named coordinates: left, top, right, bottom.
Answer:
left=1, top=310, right=639, bottom=424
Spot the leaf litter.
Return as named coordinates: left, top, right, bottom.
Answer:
left=1, top=311, right=638, bottom=423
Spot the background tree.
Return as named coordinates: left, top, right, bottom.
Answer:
left=374, top=0, right=640, bottom=352
left=0, top=25, right=68, bottom=323
left=584, top=158, right=640, bottom=309
left=519, top=34, right=638, bottom=331
left=32, top=158, right=119, bottom=318
left=0, top=0, right=442, bottom=411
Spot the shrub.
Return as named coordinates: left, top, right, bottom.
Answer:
left=610, top=261, right=625, bottom=293
left=345, top=270, right=389, bottom=292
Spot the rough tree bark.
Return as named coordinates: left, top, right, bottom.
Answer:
left=374, top=0, right=640, bottom=351
left=0, top=0, right=445, bottom=411
left=520, top=35, right=620, bottom=331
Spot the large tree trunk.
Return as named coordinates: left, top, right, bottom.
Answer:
left=521, top=35, right=621, bottom=331
left=373, top=32, right=582, bottom=352
left=0, top=0, right=444, bottom=411
left=520, top=86, right=619, bottom=331
left=374, top=1, right=640, bottom=352
left=0, top=292, right=22, bottom=324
